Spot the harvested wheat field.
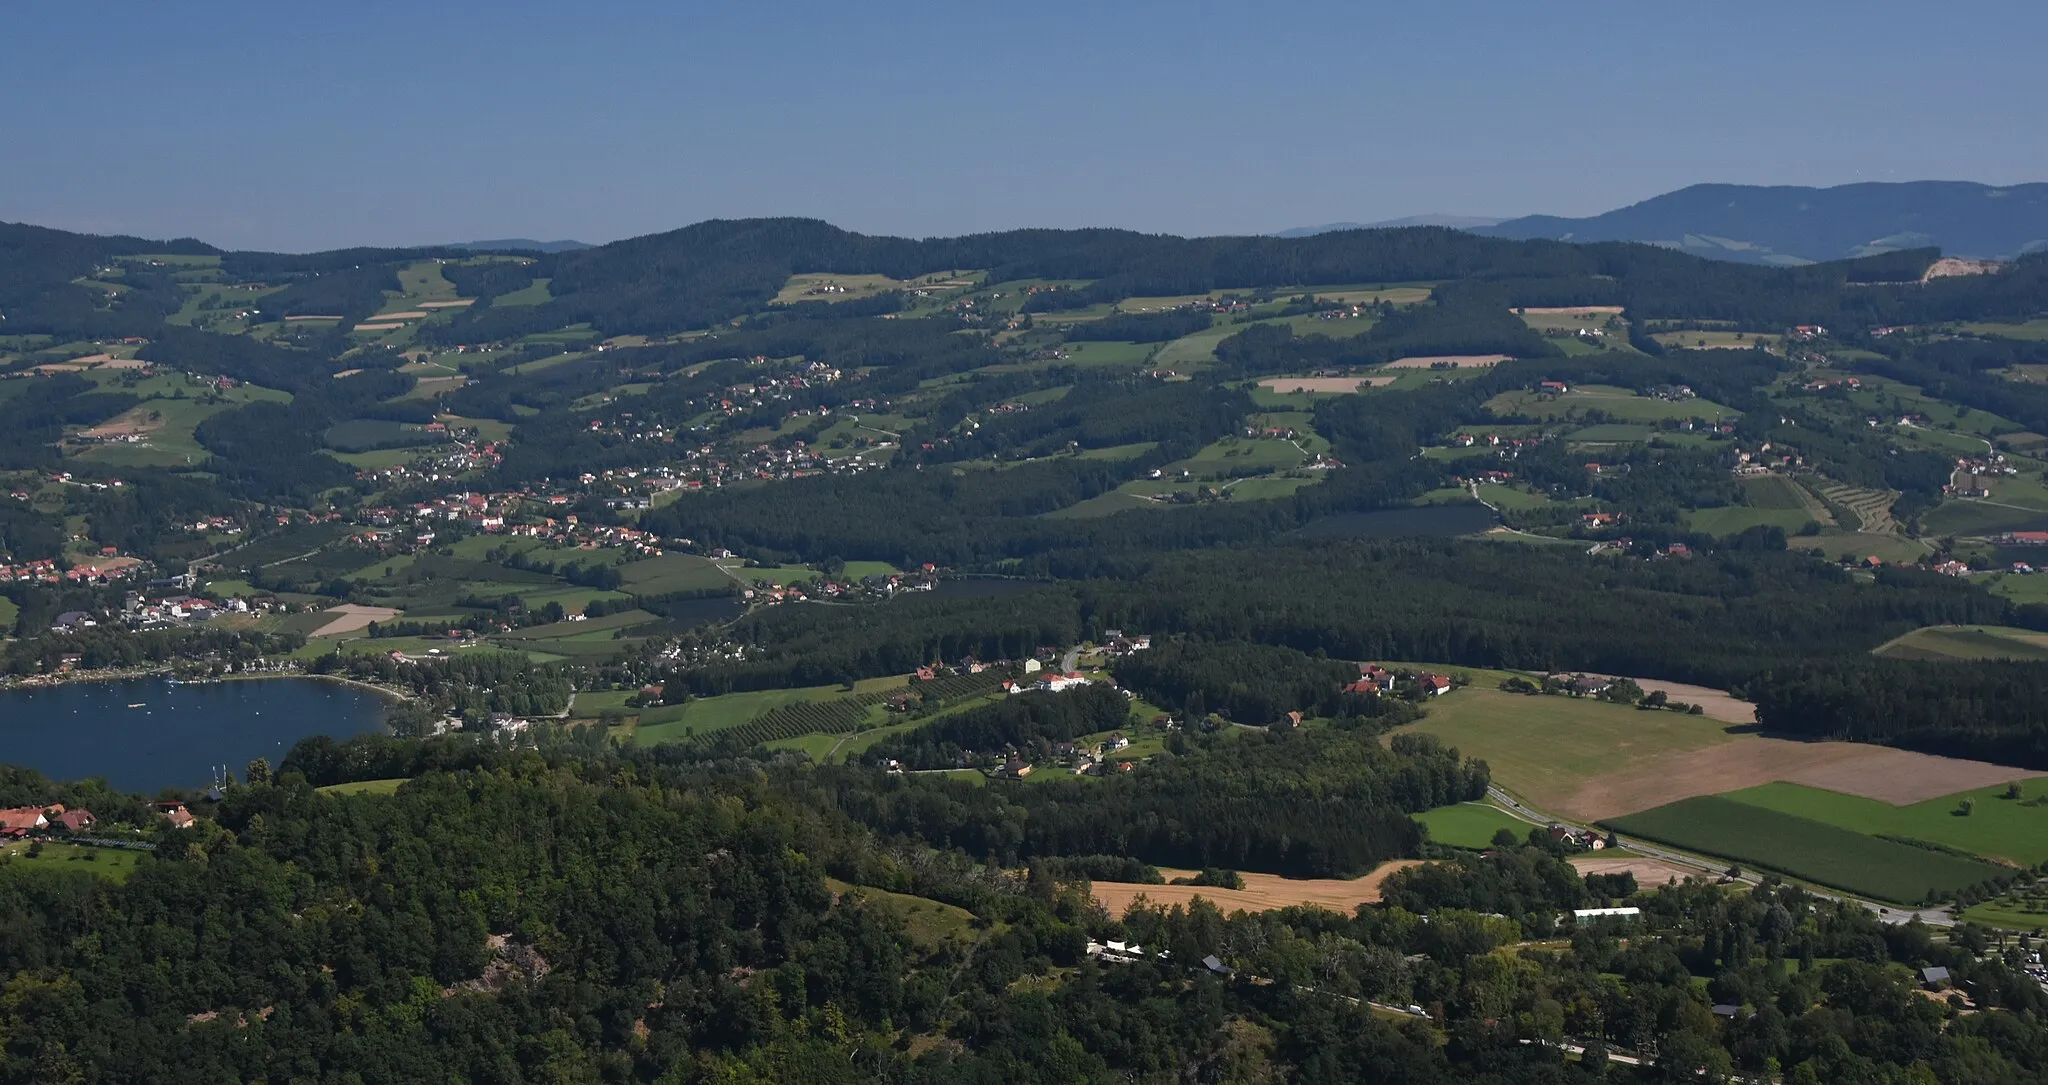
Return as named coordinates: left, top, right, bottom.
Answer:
left=1258, top=376, right=1396, bottom=394
left=78, top=409, right=162, bottom=439
left=1571, top=854, right=1701, bottom=888
left=311, top=605, right=402, bottom=637
left=1382, top=354, right=1510, bottom=369
left=372, top=310, right=429, bottom=321
left=1603, top=675, right=1753, bottom=724
left=418, top=299, right=475, bottom=309
left=1518, top=306, right=1624, bottom=316
left=1558, top=739, right=2047, bottom=822
left=354, top=322, right=406, bottom=332
left=1090, top=861, right=1424, bottom=917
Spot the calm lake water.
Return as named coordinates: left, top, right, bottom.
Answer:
left=0, top=678, right=389, bottom=792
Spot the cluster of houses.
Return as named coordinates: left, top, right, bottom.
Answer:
left=1948, top=454, right=2020, bottom=499
left=0, top=804, right=96, bottom=838
left=1341, top=664, right=1452, bottom=699
left=1731, top=443, right=1803, bottom=476
left=992, top=732, right=1136, bottom=779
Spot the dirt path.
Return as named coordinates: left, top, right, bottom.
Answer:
left=1090, top=861, right=1425, bottom=917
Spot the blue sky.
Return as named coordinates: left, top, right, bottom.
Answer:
left=4, top=1, right=2043, bottom=251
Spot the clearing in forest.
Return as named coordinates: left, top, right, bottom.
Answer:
left=1873, top=625, right=2048, bottom=663
left=1089, top=862, right=1425, bottom=917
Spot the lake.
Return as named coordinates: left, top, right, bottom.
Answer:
left=0, top=677, right=390, bottom=792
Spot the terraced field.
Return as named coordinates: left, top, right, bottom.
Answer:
left=1812, top=482, right=1901, bottom=535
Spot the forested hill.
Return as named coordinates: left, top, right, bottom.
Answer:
left=1476, top=180, right=2048, bottom=265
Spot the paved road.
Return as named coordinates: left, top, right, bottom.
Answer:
left=1061, top=646, right=1081, bottom=673
left=1485, top=786, right=1956, bottom=928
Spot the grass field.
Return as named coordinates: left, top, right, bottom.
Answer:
left=633, top=677, right=901, bottom=745
left=1922, top=499, right=2048, bottom=537
left=317, top=778, right=408, bottom=797
left=1405, top=689, right=1734, bottom=810
left=1873, top=625, right=2048, bottom=662
left=1651, top=331, right=1779, bottom=350
left=1487, top=384, right=1739, bottom=424
left=1963, top=321, right=2048, bottom=342
left=824, top=878, right=979, bottom=953
left=1687, top=506, right=1815, bottom=536
left=0, top=841, right=145, bottom=881
left=618, top=553, right=732, bottom=594
left=1718, top=781, right=2048, bottom=866
left=1960, top=896, right=2048, bottom=933
left=1415, top=802, right=1532, bottom=849
left=1604, top=796, right=2005, bottom=903
left=0, top=596, right=17, bottom=632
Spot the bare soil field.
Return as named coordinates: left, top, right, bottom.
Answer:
left=1571, top=854, right=1701, bottom=888
left=77, top=408, right=163, bottom=440
left=1258, top=376, right=1396, bottom=393
left=1090, top=861, right=1424, bottom=917
left=1558, top=739, right=2048, bottom=822
left=1382, top=354, right=1511, bottom=369
left=1517, top=306, right=1625, bottom=316
left=418, top=299, right=475, bottom=309
left=1602, top=675, right=1753, bottom=724
left=310, top=604, right=402, bottom=637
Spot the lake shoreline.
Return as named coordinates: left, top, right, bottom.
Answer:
left=3, top=668, right=411, bottom=706
left=0, top=675, right=392, bottom=792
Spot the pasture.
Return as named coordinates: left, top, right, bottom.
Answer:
left=1686, top=505, right=1814, bottom=536
left=1962, top=320, right=2048, bottom=342
left=1402, top=685, right=2028, bottom=821
left=618, top=553, right=732, bottom=595
left=317, top=778, right=409, bottom=797
left=1487, top=384, right=1739, bottom=423
left=1717, top=781, right=2048, bottom=866
left=632, top=677, right=903, bottom=745
left=1604, top=796, right=2004, bottom=904
left=824, top=879, right=979, bottom=953
left=1872, top=625, right=2048, bottom=662
left=1651, top=331, right=1779, bottom=350
left=1090, top=861, right=1424, bottom=918
left=0, top=842, right=144, bottom=882
left=1415, top=802, right=1531, bottom=849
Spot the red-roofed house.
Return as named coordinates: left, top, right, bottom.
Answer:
left=0, top=808, right=48, bottom=838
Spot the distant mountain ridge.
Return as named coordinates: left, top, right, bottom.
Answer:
left=444, top=238, right=591, bottom=253
left=1473, top=181, right=2048, bottom=266
left=1274, top=214, right=1503, bottom=238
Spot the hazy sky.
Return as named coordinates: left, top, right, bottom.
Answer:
left=5, top=1, right=2043, bottom=251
